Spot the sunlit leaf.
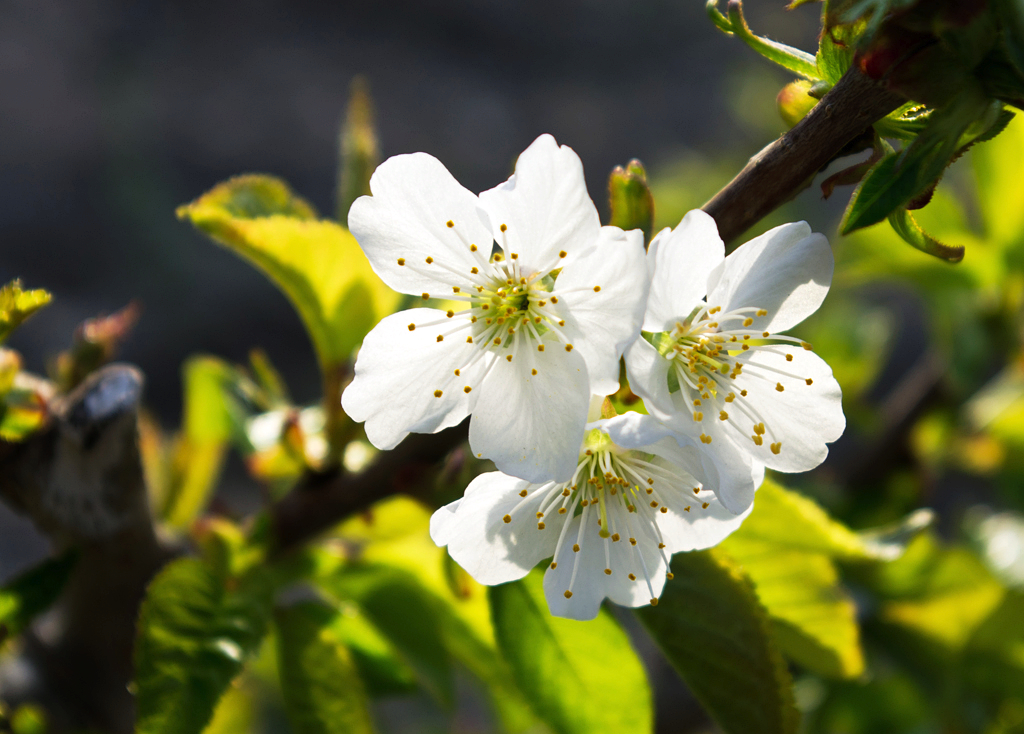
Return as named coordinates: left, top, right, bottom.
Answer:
left=135, top=558, right=274, bottom=734
left=0, top=387, right=48, bottom=443
left=707, top=0, right=820, bottom=80
left=0, top=280, right=51, bottom=345
left=162, top=358, right=236, bottom=529
left=177, top=175, right=400, bottom=372
left=888, top=207, right=964, bottom=263
left=328, top=601, right=417, bottom=696
left=974, top=111, right=1024, bottom=250
left=202, top=681, right=255, bottom=734
left=491, top=569, right=652, bottom=734
left=637, top=550, right=798, bottom=734
left=0, top=553, right=77, bottom=640
left=275, top=602, right=375, bottom=734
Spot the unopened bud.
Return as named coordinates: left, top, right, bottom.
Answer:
left=607, top=159, right=654, bottom=245
left=337, top=76, right=380, bottom=225
left=777, top=80, right=818, bottom=127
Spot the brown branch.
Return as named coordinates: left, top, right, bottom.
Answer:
left=271, top=423, right=468, bottom=553
left=702, top=66, right=906, bottom=243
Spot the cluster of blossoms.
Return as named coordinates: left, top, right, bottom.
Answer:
left=342, top=135, right=845, bottom=620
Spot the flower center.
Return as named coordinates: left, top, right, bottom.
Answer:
left=646, top=303, right=815, bottom=453
left=501, top=444, right=711, bottom=607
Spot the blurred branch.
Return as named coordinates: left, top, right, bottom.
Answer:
left=271, top=423, right=467, bottom=553
left=0, top=365, right=174, bottom=734
left=703, top=66, right=906, bottom=243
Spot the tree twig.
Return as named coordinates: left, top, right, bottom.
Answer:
left=702, top=66, right=905, bottom=243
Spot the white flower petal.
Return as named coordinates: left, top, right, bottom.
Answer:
left=711, top=346, right=844, bottom=473
left=654, top=484, right=752, bottom=552
left=693, top=436, right=764, bottom=515
left=555, top=226, right=649, bottom=395
left=596, top=412, right=678, bottom=450
left=478, top=134, right=601, bottom=273
left=429, top=499, right=462, bottom=547
left=643, top=210, right=724, bottom=332
left=349, top=153, right=492, bottom=295
left=623, top=337, right=685, bottom=432
left=342, top=309, right=490, bottom=450
left=542, top=510, right=668, bottom=620
left=706, top=222, right=833, bottom=334
left=433, top=473, right=560, bottom=585
left=469, top=339, right=590, bottom=482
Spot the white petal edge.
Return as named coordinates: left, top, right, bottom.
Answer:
left=643, top=210, right=724, bottom=333
left=706, top=222, right=833, bottom=334
left=478, top=134, right=601, bottom=274
left=349, top=152, right=493, bottom=295
left=555, top=226, right=649, bottom=395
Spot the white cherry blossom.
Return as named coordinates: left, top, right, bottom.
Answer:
left=430, top=411, right=761, bottom=621
left=343, top=135, right=649, bottom=482
left=625, top=210, right=845, bottom=509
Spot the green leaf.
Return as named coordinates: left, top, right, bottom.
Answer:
left=0, top=281, right=51, bottom=345
left=177, top=175, right=399, bottom=372
left=490, top=570, right=652, bottom=734
left=707, top=0, right=820, bottom=80
left=161, top=357, right=235, bottom=528
left=275, top=602, right=375, bottom=734
left=0, top=553, right=77, bottom=640
left=134, top=557, right=273, bottom=734
left=327, top=601, right=417, bottom=696
left=726, top=480, right=928, bottom=562
left=718, top=481, right=930, bottom=679
left=330, top=497, right=540, bottom=731
left=888, top=207, right=965, bottom=263
left=637, top=550, right=798, bottom=734
left=323, top=565, right=455, bottom=707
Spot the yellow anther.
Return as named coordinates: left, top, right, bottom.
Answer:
left=519, top=489, right=528, bottom=497
left=702, top=502, right=709, bottom=509
left=559, top=319, right=565, bottom=326
left=500, top=223, right=507, bottom=232
left=425, top=256, right=433, bottom=264
left=770, top=442, right=781, bottom=455
left=493, top=337, right=501, bottom=345
left=454, top=369, right=460, bottom=376
left=397, top=258, right=406, bottom=265
left=538, top=344, right=545, bottom=352
left=693, top=487, right=700, bottom=494
left=693, top=399, right=701, bottom=406
left=776, top=382, right=785, bottom=392
left=593, top=286, right=601, bottom=292
left=464, top=386, right=472, bottom=393
left=531, top=368, right=538, bottom=375
left=666, top=572, right=674, bottom=580
left=628, top=573, right=636, bottom=580
left=743, top=317, right=753, bottom=326
left=785, top=353, right=793, bottom=362
left=647, top=478, right=654, bottom=485
left=629, top=538, right=637, bottom=545
left=763, top=331, right=770, bottom=337
left=658, top=543, right=666, bottom=549
left=446, top=220, right=455, bottom=228
left=684, top=506, right=691, bottom=512
left=693, top=412, right=703, bottom=421
left=559, top=507, right=567, bottom=514
left=565, top=344, right=574, bottom=352
left=550, top=296, right=559, bottom=303
left=470, top=243, right=478, bottom=252
left=493, top=253, right=503, bottom=261
left=725, top=392, right=735, bottom=403
left=756, top=309, right=767, bottom=316
left=806, top=378, right=814, bottom=385
left=471, top=266, right=478, bottom=274
left=709, top=306, right=721, bottom=314
left=466, top=336, right=474, bottom=343
left=422, top=292, right=430, bottom=299
left=408, top=323, right=416, bottom=331
left=559, top=250, right=567, bottom=258
left=660, top=506, right=668, bottom=514
left=719, top=411, right=729, bottom=421
left=564, top=590, right=572, bottom=598
left=506, top=355, right=513, bottom=362
left=604, top=568, right=612, bottom=575
left=755, top=423, right=765, bottom=435
left=740, top=389, right=748, bottom=397
left=550, top=562, right=557, bottom=569
left=650, top=501, right=658, bottom=508
left=562, top=488, right=571, bottom=496
left=537, top=522, right=545, bottom=529
left=611, top=533, right=620, bottom=541
left=801, top=341, right=813, bottom=350
left=437, top=335, right=444, bottom=342
left=502, top=514, right=511, bottom=523
left=446, top=310, right=454, bottom=318
left=573, top=544, right=580, bottom=552
left=752, top=435, right=763, bottom=446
